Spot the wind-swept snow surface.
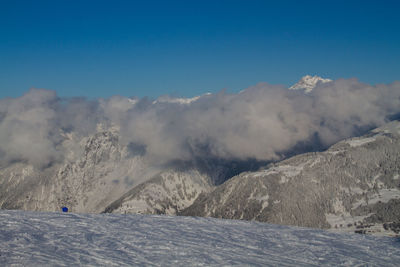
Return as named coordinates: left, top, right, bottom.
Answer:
left=0, top=210, right=399, bottom=266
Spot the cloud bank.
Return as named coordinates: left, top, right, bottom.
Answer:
left=1, top=78, right=399, bottom=170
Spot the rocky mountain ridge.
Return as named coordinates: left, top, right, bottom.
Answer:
left=180, top=121, right=400, bottom=236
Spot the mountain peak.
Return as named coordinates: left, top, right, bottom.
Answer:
left=152, top=93, right=211, bottom=105
left=289, top=75, right=332, bottom=93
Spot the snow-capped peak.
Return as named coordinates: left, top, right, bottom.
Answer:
left=289, top=75, right=332, bottom=93
left=152, top=93, right=211, bottom=105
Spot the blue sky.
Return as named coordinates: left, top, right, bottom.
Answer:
left=0, top=0, right=399, bottom=99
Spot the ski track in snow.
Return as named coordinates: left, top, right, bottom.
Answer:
left=0, top=210, right=399, bottom=266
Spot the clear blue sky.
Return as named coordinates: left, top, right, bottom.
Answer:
left=1, top=0, right=399, bottom=98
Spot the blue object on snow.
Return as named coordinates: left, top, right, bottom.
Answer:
left=61, top=207, right=68, bottom=212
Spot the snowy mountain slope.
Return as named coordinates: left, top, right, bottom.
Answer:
left=0, top=125, right=212, bottom=215
left=289, top=75, right=332, bottom=93
left=0, top=127, right=161, bottom=213
left=104, top=169, right=213, bottom=215
left=181, top=121, right=400, bottom=236
left=50, top=130, right=161, bottom=213
left=0, top=162, right=59, bottom=211
left=1, top=210, right=399, bottom=266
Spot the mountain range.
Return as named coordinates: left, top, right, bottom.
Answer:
left=1, top=76, right=399, bottom=237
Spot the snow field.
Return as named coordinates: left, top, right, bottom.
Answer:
left=1, top=210, right=399, bottom=266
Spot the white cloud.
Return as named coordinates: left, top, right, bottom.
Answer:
left=0, top=78, right=399, bottom=169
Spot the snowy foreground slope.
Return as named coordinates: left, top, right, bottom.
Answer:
left=1, top=210, right=399, bottom=266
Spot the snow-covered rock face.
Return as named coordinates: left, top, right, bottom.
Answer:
left=289, top=75, right=332, bottom=93
left=0, top=126, right=208, bottom=214
left=52, top=130, right=161, bottom=213
left=104, top=169, right=212, bottom=215
left=181, top=121, right=400, bottom=237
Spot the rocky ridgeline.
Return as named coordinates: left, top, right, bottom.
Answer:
left=180, top=121, right=400, bottom=237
